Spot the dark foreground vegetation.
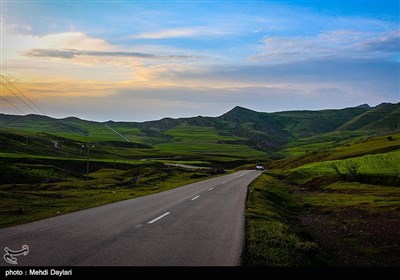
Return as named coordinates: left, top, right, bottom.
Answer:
left=246, top=133, right=400, bottom=266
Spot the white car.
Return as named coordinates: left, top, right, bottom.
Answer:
left=256, top=165, right=265, bottom=171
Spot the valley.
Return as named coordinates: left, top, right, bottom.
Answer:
left=1, top=102, right=399, bottom=266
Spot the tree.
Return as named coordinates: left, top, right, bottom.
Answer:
left=330, top=163, right=343, bottom=178
left=343, top=161, right=360, bottom=180
left=331, top=162, right=360, bottom=181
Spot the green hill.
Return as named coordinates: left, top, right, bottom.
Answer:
left=363, top=106, right=400, bottom=131
left=337, top=103, right=400, bottom=131
left=271, top=107, right=369, bottom=136
left=1, top=102, right=399, bottom=160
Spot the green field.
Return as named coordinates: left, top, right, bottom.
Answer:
left=155, top=125, right=266, bottom=158
left=279, top=131, right=371, bottom=156
left=289, top=150, right=400, bottom=180
left=271, top=133, right=400, bottom=170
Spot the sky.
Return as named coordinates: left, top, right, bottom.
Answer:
left=1, top=0, right=399, bottom=121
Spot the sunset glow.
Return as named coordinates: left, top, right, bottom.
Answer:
left=1, top=1, right=399, bottom=121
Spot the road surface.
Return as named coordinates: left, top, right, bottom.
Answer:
left=0, top=170, right=262, bottom=266
left=164, top=163, right=212, bottom=170
left=104, top=124, right=130, bottom=142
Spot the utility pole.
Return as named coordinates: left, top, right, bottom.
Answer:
left=86, top=147, right=89, bottom=181
left=82, top=144, right=94, bottom=181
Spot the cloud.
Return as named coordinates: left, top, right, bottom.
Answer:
left=4, top=57, right=398, bottom=121
left=3, top=29, right=201, bottom=85
left=159, top=58, right=398, bottom=84
left=151, top=57, right=399, bottom=108
left=363, top=31, right=400, bottom=53
left=23, top=83, right=395, bottom=122
left=25, top=48, right=199, bottom=60
left=3, top=31, right=113, bottom=61
left=4, top=32, right=112, bottom=52
left=251, top=30, right=399, bottom=63
left=6, top=31, right=197, bottom=61
left=130, top=27, right=229, bottom=39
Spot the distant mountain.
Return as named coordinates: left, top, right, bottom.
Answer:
left=356, top=104, right=371, bottom=109
left=1, top=103, right=398, bottom=152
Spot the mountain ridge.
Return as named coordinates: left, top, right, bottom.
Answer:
left=1, top=102, right=399, bottom=153
left=4, top=103, right=394, bottom=124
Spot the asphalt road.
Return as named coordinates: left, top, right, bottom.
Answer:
left=0, top=170, right=262, bottom=266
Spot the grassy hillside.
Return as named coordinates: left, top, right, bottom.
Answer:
left=0, top=114, right=121, bottom=142
left=155, top=124, right=266, bottom=158
left=338, top=103, right=400, bottom=131
left=271, top=133, right=400, bottom=169
left=3, top=103, right=397, bottom=156
left=0, top=127, right=173, bottom=161
left=2, top=103, right=398, bottom=189
left=278, top=130, right=371, bottom=157
left=288, top=150, right=400, bottom=186
left=364, top=106, right=400, bottom=131
left=250, top=124, right=400, bottom=266
left=271, top=107, right=369, bottom=136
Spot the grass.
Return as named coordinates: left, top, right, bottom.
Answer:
left=325, top=133, right=400, bottom=160
left=298, top=182, right=400, bottom=212
left=0, top=152, right=145, bottom=165
left=0, top=125, right=262, bottom=169
left=245, top=173, right=318, bottom=266
left=153, top=160, right=212, bottom=167
left=0, top=165, right=225, bottom=228
left=0, top=162, right=80, bottom=184
left=288, top=150, right=400, bottom=186
left=271, top=133, right=400, bottom=170
left=279, top=131, right=371, bottom=157
left=89, top=168, right=126, bottom=179
left=2, top=117, right=122, bottom=142
left=267, top=131, right=400, bottom=266
left=0, top=127, right=166, bottom=161
left=338, top=103, right=400, bottom=131
left=156, top=125, right=266, bottom=158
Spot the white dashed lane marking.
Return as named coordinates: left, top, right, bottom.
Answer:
left=147, top=212, right=171, bottom=224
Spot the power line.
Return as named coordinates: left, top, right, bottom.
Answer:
left=0, top=96, right=26, bottom=114
left=0, top=75, right=47, bottom=115
left=1, top=75, right=46, bottom=115
left=0, top=81, right=39, bottom=114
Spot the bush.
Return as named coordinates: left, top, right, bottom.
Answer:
left=330, top=162, right=360, bottom=181
left=343, top=161, right=360, bottom=179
